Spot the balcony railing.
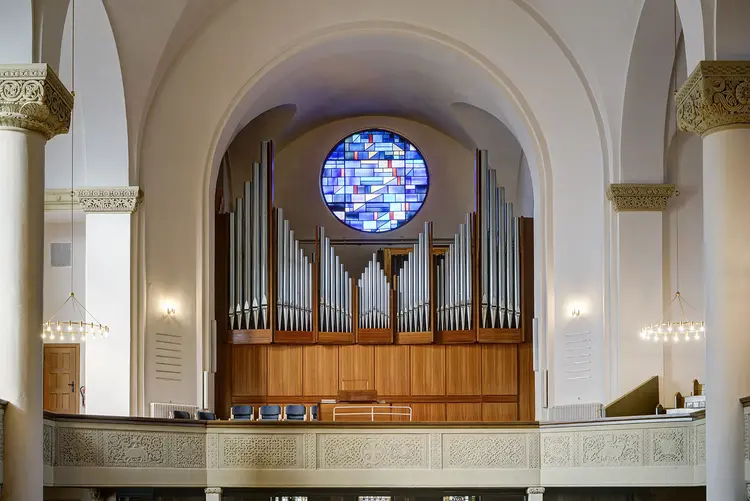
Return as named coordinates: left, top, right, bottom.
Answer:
left=29, top=410, right=707, bottom=490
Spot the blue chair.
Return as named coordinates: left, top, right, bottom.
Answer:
left=172, top=410, right=192, bottom=420
left=285, top=404, right=306, bottom=421
left=231, top=405, right=254, bottom=420
left=197, top=410, right=216, bottom=420
left=310, top=405, right=318, bottom=421
left=259, top=405, right=281, bottom=420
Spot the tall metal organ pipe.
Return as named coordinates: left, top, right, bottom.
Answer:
left=477, top=149, right=522, bottom=329
left=396, top=222, right=431, bottom=332
left=317, top=227, right=353, bottom=332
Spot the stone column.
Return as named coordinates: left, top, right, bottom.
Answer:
left=526, top=487, right=544, bottom=501
left=205, top=487, right=223, bottom=501
left=677, top=60, right=750, bottom=501
left=0, top=64, right=73, bottom=501
left=606, top=184, right=674, bottom=399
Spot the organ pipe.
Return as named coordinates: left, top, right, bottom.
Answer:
left=478, top=149, right=522, bottom=329
left=318, top=227, right=353, bottom=332
left=359, top=253, right=390, bottom=329
left=396, top=222, right=431, bottom=332
left=276, top=209, right=313, bottom=331
left=436, top=213, right=473, bottom=331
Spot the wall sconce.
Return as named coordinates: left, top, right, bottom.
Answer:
left=166, top=305, right=176, bottom=317
left=571, top=308, right=581, bottom=318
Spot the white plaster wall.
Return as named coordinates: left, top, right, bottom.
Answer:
left=663, top=132, right=704, bottom=400
left=0, top=0, right=33, bottom=63
left=516, top=155, right=534, bottom=218
left=84, top=214, right=131, bottom=416
left=43, top=216, right=87, bottom=408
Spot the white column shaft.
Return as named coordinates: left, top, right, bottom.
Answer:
left=85, top=213, right=131, bottom=416
left=205, top=488, right=223, bottom=501
left=0, top=129, right=46, bottom=500
left=702, top=128, right=750, bottom=501
left=615, top=212, right=664, bottom=398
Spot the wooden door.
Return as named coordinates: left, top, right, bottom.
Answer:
left=43, top=344, right=80, bottom=414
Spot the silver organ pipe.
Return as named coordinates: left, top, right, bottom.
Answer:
left=234, top=198, right=244, bottom=328
left=275, top=211, right=312, bottom=331
left=478, top=149, right=522, bottom=329
left=358, top=253, right=390, bottom=329
left=251, top=162, right=261, bottom=328
left=317, top=227, right=353, bottom=332
left=260, top=141, right=271, bottom=329
left=397, top=222, right=431, bottom=332
left=243, top=181, right=253, bottom=329
left=436, top=213, right=473, bottom=331
left=228, top=210, right=236, bottom=329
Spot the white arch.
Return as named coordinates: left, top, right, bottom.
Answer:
left=138, top=0, right=607, bottom=408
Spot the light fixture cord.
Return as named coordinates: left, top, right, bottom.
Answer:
left=70, top=0, right=76, bottom=307
left=672, top=0, right=681, bottom=297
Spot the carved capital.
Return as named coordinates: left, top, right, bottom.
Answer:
left=527, top=487, right=545, bottom=495
left=75, top=186, right=142, bottom=213
left=677, top=61, right=750, bottom=136
left=205, top=487, right=223, bottom=494
left=606, top=184, right=675, bottom=212
left=0, top=64, right=73, bottom=139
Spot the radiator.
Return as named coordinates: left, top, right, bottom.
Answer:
left=149, top=402, right=199, bottom=419
left=549, top=403, right=603, bottom=421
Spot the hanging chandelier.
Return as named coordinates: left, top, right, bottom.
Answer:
left=42, top=0, right=109, bottom=343
left=640, top=292, right=704, bottom=343
left=640, top=0, right=704, bottom=344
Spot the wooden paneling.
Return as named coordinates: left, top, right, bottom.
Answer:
left=374, top=345, right=410, bottom=396
left=411, top=403, right=446, bottom=422
left=446, top=403, right=482, bottom=422
left=518, top=342, right=535, bottom=421
left=231, top=345, right=267, bottom=396
left=267, top=345, right=303, bottom=396
left=410, top=345, right=445, bottom=396
left=482, top=402, right=518, bottom=421
left=339, top=345, right=374, bottom=391
left=303, top=345, right=338, bottom=396
left=482, top=344, right=518, bottom=395
left=445, top=345, right=481, bottom=395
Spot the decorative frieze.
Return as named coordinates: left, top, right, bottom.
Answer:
left=444, top=433, right=528, bottom=469
left=606, top=184, right=675, bottom=212
left=75, top=186, right=142, bottom=213
left=318, top=433, right=428, bottom=469
left=0, top=64, right=73, bottom=139
left=676, top=61, right=750, bottom=136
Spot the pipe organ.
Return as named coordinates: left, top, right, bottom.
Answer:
left=358, top=254, right=390, bottom=330
left=317, top=227, right=353, bottom=333
left=223, top=143, right=528, bottom=345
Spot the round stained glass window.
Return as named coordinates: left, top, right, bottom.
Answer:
left=320, top=129, right=429, bottom=233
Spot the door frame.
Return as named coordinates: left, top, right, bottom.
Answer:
left=43, top=343, right=81, bottom=414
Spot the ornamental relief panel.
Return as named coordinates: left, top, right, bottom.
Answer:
left=318, top=434, right=428, bottom=469
left=644, top=427, right=689, bottom=466
left=44, top=424, right=55, bottom=466
left=696, top=423, right=706, bottom=465
left=221, top=434, right=302, bottom=469
left=443, top=433, right=527, bottom=469
left=580, top=430, right=642, bottom=467
left=542, top=434, right=577, bottom=467
left=56, top=428, right=204, bottom=468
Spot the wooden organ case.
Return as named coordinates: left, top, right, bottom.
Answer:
left=214, top=142, right=535, bottom=422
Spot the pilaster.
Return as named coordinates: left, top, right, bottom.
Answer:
left=607, top=184, right=673, bottom=400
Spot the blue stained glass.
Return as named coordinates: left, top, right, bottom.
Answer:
left=320, top=129, right=429, bottom=232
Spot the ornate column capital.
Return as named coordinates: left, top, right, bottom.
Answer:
left=205, top=487, right=223, bottom=494
left=74, top=186, right=142, bottom=214
left=526, top=487, right=545, bottom=494
left=0, top=64, right=73, bottom=139
left=677, top=60, right=750, bottom=136
left=606, top=184, right=675, bottom=212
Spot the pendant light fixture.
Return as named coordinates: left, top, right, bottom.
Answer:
left=640, top=0, right=704, bottom=343
left=42, top=0, right=109, bottom=342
